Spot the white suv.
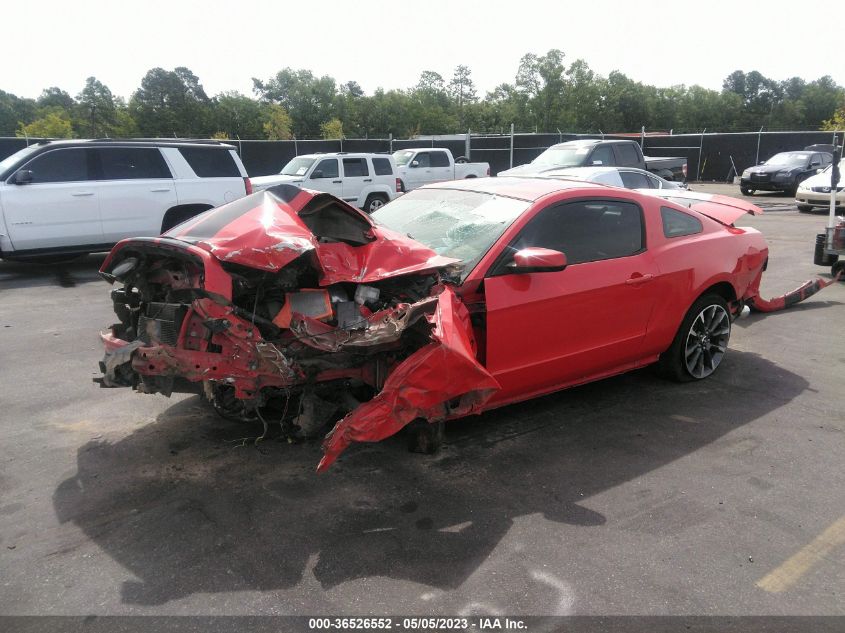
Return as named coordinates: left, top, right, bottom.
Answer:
left=251, top=152, right=401, bottom=212
left=0, top=139, right=251, bottom=260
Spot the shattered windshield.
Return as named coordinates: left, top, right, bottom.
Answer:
left=392, top=150, right=415, bottom=166
left=280, top=157, right=316, bottom=176
left=370, top=188, right=529, bottom=277
left=530, top=145, right=592, bottom=168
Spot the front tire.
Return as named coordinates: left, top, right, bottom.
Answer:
left=364, top=193, right=388, bottom=213
left=797, top=204, right=813, bottom=213
left=740, top=186, right=755, bottom=196
left=658, top=294, right=732, bottom=382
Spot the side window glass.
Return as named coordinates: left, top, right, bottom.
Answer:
left=430, top=151, right=450, bottom=167
left=414, top=153, right=431, bottom=168
left=24, top=149, right=90, bottom=183
left=372, top=157, right=393, bottom=175
left=593, top=171, right=623, bottom=187
left=508, top=200, right=643, bottom=267
left=178, top=148, right=240, bottom=177
left=590, top=145, right=615, bottom=166
left=97, top=148, right=171, bottom=180
left=615, top=143, right=640, bottom=165
left=661, top=206, right=703, bottom=238
left=619, top=171, right=651, bottom=189
left=342, top=158, right=369, bottom=177
left=313, top=159, right=339, bottom=179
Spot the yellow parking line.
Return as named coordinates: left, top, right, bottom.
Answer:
left=756, top=515, right=845, bottom=593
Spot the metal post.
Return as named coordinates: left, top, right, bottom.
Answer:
left=829, top=132, right=839, bottom=230
left=696, top=128, right=706, bottom=182
left=755, top=126, right=764, bottom=165
left=509, top=123, right=514, bottom=168
left=389, top=133, right=393, bottom=153
left=557, top=128, right=562, bottom=143
left=294, top=136, right=298, bottom=157
left=640, top=126, right=645, bottom=149
left=465, top=130, right=471, bottom=161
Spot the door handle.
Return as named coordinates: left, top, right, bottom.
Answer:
left=71, top=192, right=94, bottom=197
left=332, top=180, right=342, bottom=184
left=626, top=273, right=654, bottom=285
left=363, top=178, right=372, bottom=183
left=150, top=188, right=171, bottom=193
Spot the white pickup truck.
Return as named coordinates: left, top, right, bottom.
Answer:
left=392, top=148, right=489, bottom=191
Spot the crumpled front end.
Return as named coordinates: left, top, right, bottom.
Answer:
left=97, top=186, right=499, bottom=470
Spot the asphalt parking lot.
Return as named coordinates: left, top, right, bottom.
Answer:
left=0, top=183, right=843, bottom=618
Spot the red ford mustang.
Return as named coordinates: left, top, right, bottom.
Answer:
left=97, top=178, right=768, bottom=470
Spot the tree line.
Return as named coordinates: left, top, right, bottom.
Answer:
left=2, top=50, right=844, bottom=141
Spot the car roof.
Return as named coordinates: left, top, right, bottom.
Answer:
left=298, top=152, right=392, bottom=159
left=549, top=139, right=602, bottom=149
left=26, top=138, right=237, bottom=150
left=419, top=176, right=605, bottom=202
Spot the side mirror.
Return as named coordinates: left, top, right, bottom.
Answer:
left=14, top=170, right=33, bottom=184
left=311, top=170, right=324, bottom=179
left=410, top=160, right=419, bottom=168
left=816, top=168, right=823, bottom=174
left=509, top=247, right=567, bottom=273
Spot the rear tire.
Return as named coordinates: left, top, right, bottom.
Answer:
left=740, top=186, right=754, bottom=196
left=657, top=294, right=732, bottom=382
left=364, top=193, right=388, bottom=213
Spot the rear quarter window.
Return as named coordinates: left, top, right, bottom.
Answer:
left=178, top=147, right=240, bottom=177
left=661, top=206, right=703, bottom=238
left=372, top=157, right=394, bottom=176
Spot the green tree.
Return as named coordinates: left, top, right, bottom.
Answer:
left=263, top=104, right=293, bottom=140
left=75, top=76, right=118, bottom=137
left=130, top=66, right=212, bottom=136
left=0, top=90, right=37, bottom=136
left=448, top=65, right=478, bottom=128
left=213, top=91, right=266, bottom=139
left=253, top=68, right=337, bottom=137
left=320, top=117, right=344, bottom=139
left=37, top=87, right=74, bottom=111
left=16, top=110, right=74, bottom=138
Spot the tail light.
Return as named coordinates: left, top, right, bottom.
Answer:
left=396, top=178, right=403, bottom=193
left=682, top=163, right=688, bottom=179
left=244, top=177, right=253, bottom=195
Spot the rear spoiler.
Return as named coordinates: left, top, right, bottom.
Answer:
left=639, top=190, right=763, bottom=226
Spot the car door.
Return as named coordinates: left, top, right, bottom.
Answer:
left=483, top=197, right=660, bottom=401
left=95, top=147, right=178, bottom=241
left=341, top=157, right=371, bottom=203
left=428, top=150, right=454, bottom=182
left=404, top=151, right=431, bottom=190
left=306, top=158, right=342, bottom=198
left=588, top=144, right=616, bottom=167
left=1, top=147, right=103, bottom=251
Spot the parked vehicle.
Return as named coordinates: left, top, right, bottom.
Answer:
left=96, top=177, right=769, bottom=471
left=251, top=153, right=401, bottom=212
left=498, top=139, right=688, bottom=182
left=391, top=148, right=489, bottom=191
left=740, top=150, right=832, bottom=196
left=795, top=159, right=844, bottom=212
left=536, top=166, right=687, bottom=190
left=0, top=139, right=251, bottom=261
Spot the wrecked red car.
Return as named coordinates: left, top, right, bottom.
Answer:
left=97, top=178, right=769, bottom=470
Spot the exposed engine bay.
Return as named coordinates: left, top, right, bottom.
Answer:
left=97, top=186, right=499, bottom=471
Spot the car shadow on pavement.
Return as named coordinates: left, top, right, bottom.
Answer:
left=53, top=350, right=808, bottom=606
left=0, top=254, right=106, bottom=290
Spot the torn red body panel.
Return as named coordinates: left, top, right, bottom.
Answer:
left=96, top=180, right=836, bottom=472
left=318, top=286, right=499, bottom=472
left=747, top=271, right=842, bottom=312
